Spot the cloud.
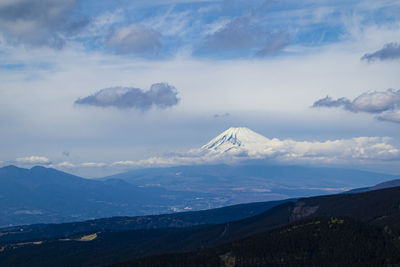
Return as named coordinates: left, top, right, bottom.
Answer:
left=312, top=96, right=351, bottom=109
left=16, top=156, right=51, bottom=165
left=0, top=0, right=84, bottom=48
left=255, top=33, right=290, bottom=57
left=106, top=24, right=162, bottom=56
left=361, top=42, right=400, bottom=62
left=81, top=162, right=106, bottom=167
left=108, top=135, right=400, bottom=169
left=111, top=161, right=136, bottom=166
left=264, top=137, right=400, bottom=162
left=312, top=89, right=400, bottom=123
left=201, top=17, right=266, bottom=51
left=199, top=2, right=289, bottom=56
left=75, top=83, right=180, bottom=110
left=57, top=161, right=75, bottom=168
left=350, top=89, right=400, bottom=113
left=378, top=110, right=400, bottom=124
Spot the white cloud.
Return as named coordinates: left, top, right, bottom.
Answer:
left=16, top=156, right=51, bottom=164
left=57, top=161, right=75, bottom=168
left=81, top=162, right=106, bottom=167
left=111, top=160, right=136, bottom=166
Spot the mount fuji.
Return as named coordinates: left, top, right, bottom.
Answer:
left=201, top=127, right=270, bottom=154
left=108, top=127, right=397, bottom=204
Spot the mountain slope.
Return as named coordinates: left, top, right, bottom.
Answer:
left=0, top=165, right=216, bottom=226
left=348, top=178, right=400, bottom=193
left=123, top=217, right=400, bottom=267
left=0, top=199, right=292, bottom=244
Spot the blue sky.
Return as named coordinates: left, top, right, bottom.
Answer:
left=1, top=0, right=400, bottom=176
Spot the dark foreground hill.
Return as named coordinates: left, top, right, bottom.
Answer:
left=1, top=187, right=400, bottom=266
left=122, top=217, right=400, bottom=267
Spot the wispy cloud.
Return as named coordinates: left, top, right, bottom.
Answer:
left=106, top=24, right=162, bottom=56
left=312, top=89, right=400, bottom=123
left=75, top=83, right=180, bottom=110
left=198, top=1, right=290, bottom=57
left=361, top=42, right=400, bottom=62
left=255, top=33, right=290, bottom=57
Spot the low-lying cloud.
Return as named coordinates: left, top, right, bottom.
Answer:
left=361, top=42, right=400, bottom=62
left=81, top=162, right=106, bottom=167
left=109, top=135, right=400, bottom=168
left=75, top=83, right=180, bottom=110
left=312, top=89, right=400, bottom=123
left=50, top=133, right=400, bottom=174
left=16, top=156, right=51, bottom=165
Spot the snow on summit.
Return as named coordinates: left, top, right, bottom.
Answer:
left=201, top=127, right=270, bottom=154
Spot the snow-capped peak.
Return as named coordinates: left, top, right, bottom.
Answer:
left=201, top=127, right=270, bottom=153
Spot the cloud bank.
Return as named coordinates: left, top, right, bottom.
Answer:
left=29, top=133, right=400, bottom=175
left=312, top=89, right=400, bottom=123
left=362, top=42, right=400, bottom=62
left=108, top=135, right=400, bottom=169
left=75, top=83, right=180, bottom=110
left=16, top=156, right=51, bottom=165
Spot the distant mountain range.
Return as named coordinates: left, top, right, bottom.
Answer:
left=107, top=163, right=396, bottom=203
left=1, top=160, right=398, bottom=227
left=1, top=185, right=400, bottom=266
left=0, top=165, right=218, bottom=227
